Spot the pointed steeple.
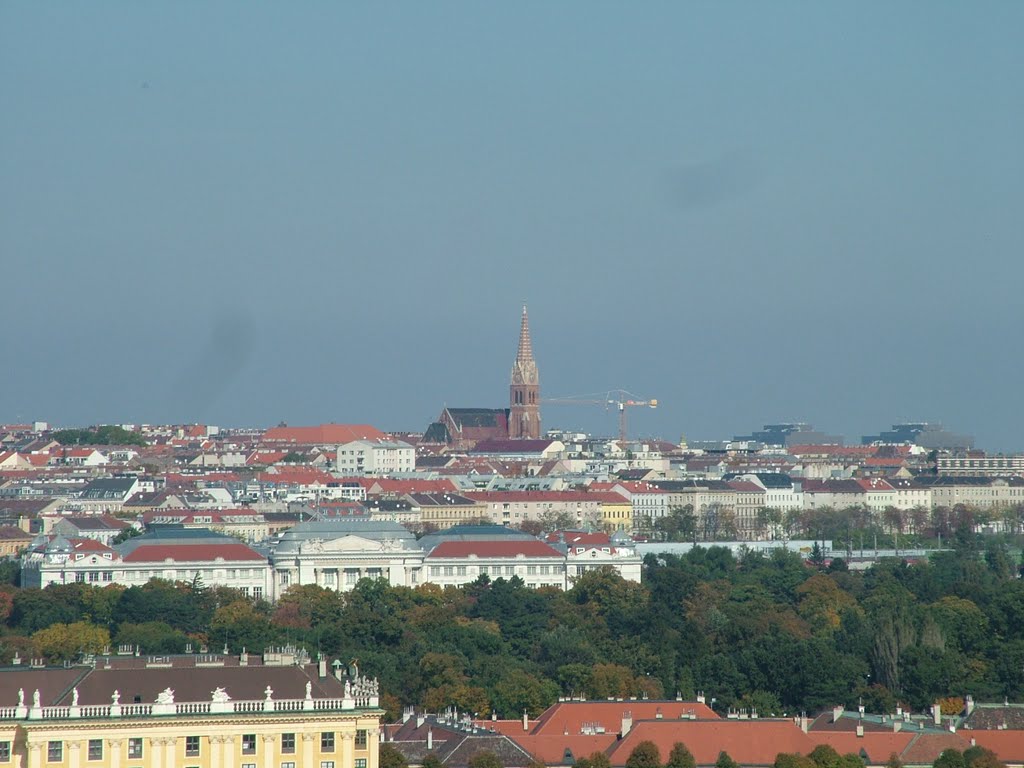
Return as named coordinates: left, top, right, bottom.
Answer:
left=509, top=305, right=540, bottom=439
left=517, top=305, right=534, bottom=364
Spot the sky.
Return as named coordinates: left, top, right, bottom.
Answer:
left=2, top=3, right=1023, bottom=450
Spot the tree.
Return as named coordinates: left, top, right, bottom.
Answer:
left=111, top=526, right=142, bottom=545
left=809, top=745, right=842, bottom=768
left=933, top=750, right=966, bottom=768
left=423, top=755, right=444, bottom=768
left=716, top=753, right=740, bottom=768
left=963, top=747, right=1004, bottom=768
left=468, top=751, right=504, bottom=768
left=667, top=743, right=696, bottom=768
left=625, top=741, right=662, bottom=768
left=32, top=621, right=110, bottom=662
left=379, top=744, right=409, bottom=768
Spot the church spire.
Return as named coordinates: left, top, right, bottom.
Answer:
left=509, top=305, right=540, bottom=439
left=517, top=305, right=534, bottom=365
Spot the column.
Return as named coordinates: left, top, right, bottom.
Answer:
left=106, top=738, right=122, bottom=768
left=164, top=736, right=177, bottom=768
left=151, top=737, right=163, bottom=768
left=367, top=727, right=381, bottom=768
left=301, top=733, right=316, bottom=768
left=262, top=734, right=276, bottom=768
left=341, top=731, right=355, bottom=768
left=68, top=741, right=81, bottom=768
left=26, top=741, right=43, bottom=768
left=224, top=735, right=237, bottom=767
left=210, top=734, right=228, bottom=768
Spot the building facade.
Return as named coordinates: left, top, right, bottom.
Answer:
left=0, top=652, right=383, bottom=768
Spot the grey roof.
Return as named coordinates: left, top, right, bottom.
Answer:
left=272, top=519, right=419, bottom=556
left=79, top=477, right=138, bottom=500
left=115, top=525, right=239, bottom=557
left=418, top=523, right=534, bottom=553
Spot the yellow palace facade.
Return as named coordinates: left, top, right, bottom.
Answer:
left=0, top=649, right=383, bottom=768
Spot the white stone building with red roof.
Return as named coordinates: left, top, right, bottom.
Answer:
left=21, top=527, right=271, bottom=597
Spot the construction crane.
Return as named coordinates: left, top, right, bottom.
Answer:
left=543, top=389, right=659, bottom=442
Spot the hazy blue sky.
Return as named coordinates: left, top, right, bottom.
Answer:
left=2, top=3, right=1022, bottom=449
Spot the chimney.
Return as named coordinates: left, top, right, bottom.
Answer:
left=621, top=711, right=633, bottom=738
left=416, top=714, right=426, bottom=729
left=696, top=691, right=706, bottom=705
left=523, top=710, right=529, bottom=731
left=799, top=714, right=809, bottom=734
left=427, top=727, right=433, bottom=751
left=318, top=658, right=327, bottom=678
left=932, top=703, right=942, bottom=726
left=965, top=695, right=975, bottom=716
left=856, top=725, right=864, bottom=738
left=833, top=706, right=844, bottom=724
left=893, top=721, right=902, bottom=733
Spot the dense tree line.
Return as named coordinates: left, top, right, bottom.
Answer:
left=1, top=532, right=1022, bottom=721
left=50, top=425, right=147, bottom=446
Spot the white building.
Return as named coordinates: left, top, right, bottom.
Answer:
left=21, top=528, right=271, bottom=598
left=336, top=440, right=415, bottom=476
left=269, top=520, right=424, bottom=600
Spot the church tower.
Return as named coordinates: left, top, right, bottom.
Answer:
left=509, top=305, right=541, bottom=439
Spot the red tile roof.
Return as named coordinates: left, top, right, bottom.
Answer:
left=262, top=424, right=386, bottom=444
left=427, top=541, right=564, bottom=559
left=807, top=731, right=915, bottom=763
left=530, top=701, right=719, bottom=737
left=546, top=532, right=611, bottom=547
left=121, top=543, right=265, bottom=563
left=467, top=491, right=624, bottom=503
left=968, top=731, right=1024, bottom=763
left=515, top=734, right=618, bottom=763
left=608, top=720, right=814, bottom=767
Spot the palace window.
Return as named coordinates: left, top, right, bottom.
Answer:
left=321, top=763, right=336, bottom=768
left=88, top=740, right=103, bottom=761
left=282, top=733, right=296, bottom=753
left=242, top=734, right=257, bottom=755
left=185, top=736, right=200, bottom=756
left=321, top=732, right=335, bottom=752
left=128, top=738, right=143, bottom=758
left=282, top=763, right=297, bottom=768
left=47, top=741, right=62, bottom=762
left=0, top=742, right=10, bottom=762
left=355, top=730, right=368, bottom=749
left=356, top=760, right=368, bottom=768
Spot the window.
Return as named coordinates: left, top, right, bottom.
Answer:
left=128, top=738, right=143, bottom=759
left=243, top=764, right=257, bottom=768
left=356, top=760, right=368, bottom=768
left=253, top=586, right=263, bottom=599
left=75, top=572, right=85, bottom=582
left=282, top=763, right=297, bottom=768
left=321, top=732, right=335, bottom=752
left=355, top=730, right=368, bottom=749
left=242, top=734, right=257, bottom=755
left=321, top=763, right=336, bottom=768
left=456, top=565, right=467, bottom=576
left=48, top=742, right=62, bottom=762
left=442, top=566, right=454, bottom=577
left=281, top=733, right=296, bottom=753
left=0, top=742, right=9, bottom=762
left=87, top=740, right=103, bottom=761
left=185, top=736, right=200, bottom=756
